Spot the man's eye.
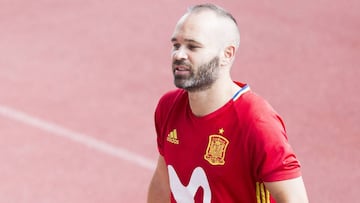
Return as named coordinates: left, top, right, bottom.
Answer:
left=188, top=45, right=199, bottom=50
left=172, top=43, right=180, bottom=50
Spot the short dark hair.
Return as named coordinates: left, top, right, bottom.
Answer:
left=187, top=3, right=238, bottom=25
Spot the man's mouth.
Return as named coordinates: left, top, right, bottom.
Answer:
left=173, top=65, right=190, bottom=75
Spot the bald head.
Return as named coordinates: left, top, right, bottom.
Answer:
left=181, top=4, right=240, bottom=49
left=187, top=4, right=238, bottom=26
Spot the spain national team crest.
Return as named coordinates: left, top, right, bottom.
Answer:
left=204, top=134, right=229, bottom=165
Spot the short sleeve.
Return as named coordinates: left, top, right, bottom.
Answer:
left=249, top=105, right=301, bottom=182
left=154, top=89, right=185, bottom=156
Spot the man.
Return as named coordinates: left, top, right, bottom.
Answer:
left=147, top=4, right=308, bottom=203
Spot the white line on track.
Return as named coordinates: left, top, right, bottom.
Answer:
left=0, top=104, right=156, bottom=170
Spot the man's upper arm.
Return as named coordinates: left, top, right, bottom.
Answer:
left=147, top=155, right=170, bottom=203
left=264, top=176, right=308, bottom=203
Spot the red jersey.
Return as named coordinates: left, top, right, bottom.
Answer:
left=155, top=82, right=301, bottom=203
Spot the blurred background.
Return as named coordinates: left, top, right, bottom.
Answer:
left=0, top=0, right=359, bottom=202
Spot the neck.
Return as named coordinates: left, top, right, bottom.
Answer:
left=188, top=78, right=240, bottom=117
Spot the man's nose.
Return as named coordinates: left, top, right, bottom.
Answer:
left=173, top=48, right=188, bottom=60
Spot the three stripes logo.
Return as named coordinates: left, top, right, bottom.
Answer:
left=256, top=182, right=271, bottom=203
left=167, top=129, right=179, bottom=144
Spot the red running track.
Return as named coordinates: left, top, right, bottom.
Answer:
left=0, top=0, right=359, bottom=202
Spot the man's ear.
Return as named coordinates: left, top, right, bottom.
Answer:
left=220, top=45, right=236, bottom=66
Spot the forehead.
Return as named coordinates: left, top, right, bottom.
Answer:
left=171, top=11, right=219, bottom=45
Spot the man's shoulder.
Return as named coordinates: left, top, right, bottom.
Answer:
left=234, top=90, right=279, bottom=121
left=156, top=89, right=187, bottom=112
left=161, top=88, right=186, bottom=100
left=237, top=91, right=269, bottom=109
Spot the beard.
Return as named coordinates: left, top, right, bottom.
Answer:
left=172, top=56, right=220, bottom=92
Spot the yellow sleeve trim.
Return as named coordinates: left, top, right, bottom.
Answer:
left=256, top=182, right=270, bottom=203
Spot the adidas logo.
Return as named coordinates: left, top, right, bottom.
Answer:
left=167, top=129, right=179, bottom=144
